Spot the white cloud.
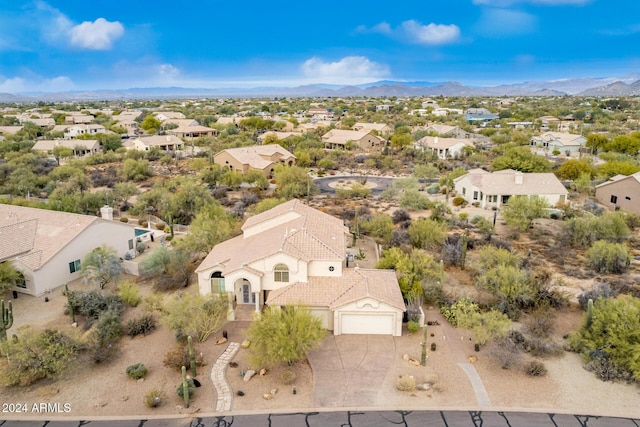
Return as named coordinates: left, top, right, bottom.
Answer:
left=473, top=0, right=591, bottom=5
left=362, top=20, right=460, bottom=45
left=0, top=75, right=75, bottom=93
left=475, top=9, right=536, bottom=36
left=301, top=56, right=390, bottom=84
left=69, top=18, right=124, bottom=50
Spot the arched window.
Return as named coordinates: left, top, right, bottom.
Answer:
left=274, top=264, right=289, bottom=282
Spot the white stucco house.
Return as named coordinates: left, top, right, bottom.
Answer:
left=195, top=199, right=405, bottom=336
left=530, top=132, right=586, bottom=155
left=0, top=205, right=137, bottom=297
left=453, top=169, right=568, bottom=209
left=414, top=136, right=474, bottom=159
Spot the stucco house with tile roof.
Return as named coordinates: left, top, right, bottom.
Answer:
left=595, top=172, right=640, bottom=215
left=195, top=199, right=405, bottom=336
left=0, top=205, right=136, bottom=296
left=414, top=136, right=474, bottom=159
left=454, top=168, right=568, bottom=208
left=321, top=129, right=386, bottom=151
left=214, top=144, right=295, bottom=176
left=32, top=139, right=102, bottom=157
left=125, top=135, right=185, bottom=152
left=530, top=132, right=586, bottom=155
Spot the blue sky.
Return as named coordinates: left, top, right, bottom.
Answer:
left=0, top=0, right=638, bottom=92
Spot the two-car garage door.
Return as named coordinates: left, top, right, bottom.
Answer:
left=339, top=313, right=395, bottom=335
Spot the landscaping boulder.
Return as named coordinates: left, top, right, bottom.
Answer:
left=243, top=369, right=256, bottom=382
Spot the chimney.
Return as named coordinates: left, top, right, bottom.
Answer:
left=515, top=171, right=524, bottom=185
left=434, top=136, right=439, bottom=144
left=100, top=205, right=113, bottom=220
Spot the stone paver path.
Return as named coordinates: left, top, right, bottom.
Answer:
left=211, top=341, right=240, bottom=412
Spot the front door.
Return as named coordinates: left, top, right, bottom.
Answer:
left=241, top=283, right=255, bottom=304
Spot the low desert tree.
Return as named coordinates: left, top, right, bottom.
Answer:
left=252, top=197, right=287, bottom=214
left=408, top=218, right=447, bottom=249
left=492, top=147, right=552, bottom=173
left=477, top=265, right=534, bottom=319
left=400, top=190, right=431, bottom=211
left=377, top=248, right=443, bottom=301
left=440, top=298, right=510, bottom=346
left=81, top=245, right=123, bottom=289
left=141, top=246, right=194, bottom=290
left=89, top=308, right=122, bottom=363
left=0, top=328, right=80, bottom=386
left=0, top=261, right=22, bottom=294
left=555, top=159, right=594, bottom=180
left=476, top=246, right=522, bottom=270
left=273, top=164, right=318, bottom=200
left=120, top=158, right=153, bottom=181
left=360, top=214, right=394, bottom=245
left=141, top=116, right=161, bottom=134
left=585, top=240, right=631, bottom=274
left=568, top=295, right=640, bottom=382
left=177, top=203, right=237, bottom=253
left=501, top=195, right=549, bottom=232
left=247, top=305, right=325, bottom=367
left=564, top=212, right=629, bottom=248
left=162, top=293, right=228, bottom=342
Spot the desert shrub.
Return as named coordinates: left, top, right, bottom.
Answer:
left=524, top=337, right=563, bottom=358
left=441, top=298, right=479, bottom=327
left=522, top=310, right=555, bottom=338
left=392, top=209, right=411, bottom=224
left=564, top=213, right=629, bottom=248
left=407, top=321, right=420, bottom=334
left=136, top=241, right=147, bottom=254
left=162, top=293, right=228, bottom=342
left=452, top=196, right=467, bottom=207
left=489, top=336, right=523, bottom=369
left=126, top=314, right=156, bottom=337
left=144, top=388, right=165, bottom=408
left=584, top=354, right=631, bottom=382
left=120, top=217, right=129, bottom=223
left=89, top=309, right=122, bottom=363
left=577, top=281, right=618, bottom=310
left=144, top=293, right=165, bottom=313
left=176, top=378, right=195, bottom=399
left=280, top=370, right=297, bottom=385
left=423, top=281, right=445, bottom=305
left=65, top=290, right=125, bottom=325
left=118, top=281, right=142, bottom=307
left=0, top=328, right=79, bottom=386
left=163, top=344, right=206, bottom=371
left=126, top=363, right=148, bottom=380
left=431, top=342, right=437, bottom=351
left=524, top=360, right=547, bottom=377
left=585, top=240, right=631, bottom=274
left=396, top=375, right=417, bottom=391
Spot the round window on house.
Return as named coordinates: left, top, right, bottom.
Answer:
left=329, top=266, right=335, bottom=272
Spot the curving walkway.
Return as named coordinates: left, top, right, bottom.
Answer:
left=211, top=341, right=240, bottom=412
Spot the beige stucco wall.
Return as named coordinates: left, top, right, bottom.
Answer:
left=596, top=179, right=640, bottom=215
left=14, top=220, right=135, bottom=297
left=309, top=307, right=333, bottom=330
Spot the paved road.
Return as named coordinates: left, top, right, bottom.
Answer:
left=2, top=410, right=638, bottom=426
left=314, top=176, right=396, bottom=195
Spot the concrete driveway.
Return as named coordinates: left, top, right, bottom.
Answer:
left=307, top=334, right=395, bottom=407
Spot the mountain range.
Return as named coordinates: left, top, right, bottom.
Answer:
left=2, top=74, right=640, bottom=102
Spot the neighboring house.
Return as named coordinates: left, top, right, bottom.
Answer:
left=257, top=131, right=298, bottom=144
left=376, top=104, right=393, bottom=112
left=0, top=126, right=23, bottom=136
left=114, top=119, right=140, bottom=135
left=538, top=116, right=560, bottom=131
left=214, top=144, right=295, bottom=176
left=125, top=135, right=184, bottom=151
left=295, top=120, right=332, bottom=133
left=507, top=121, right=534, bottom=129
left=414, top=136, right=474, bottom=159
left=116, top=111, right=144, bottom=121
left=424, top=124, right=474, bottom=139
left=595, top=172, right=640, bottom=215
left=530, top=132, right=586, bottom=155
left=453, top=168, right=568, bottom=208
left=166, top=125, right=217, bottom=139
left=321, top=129, right=386, bottom=151
left=32, top=139, right=101, bottom=156
left=0, top=205, right=136, bottom=296
left=215, top=117, right=238, bottom=126
left=352, top=122, right=392, bottom=136
left=195, top=199, right=405, bottom=336
left=65, top=114, right=94, bottom=125
left=154, top=112, right=186, bottom=121
left=464, top=108, right=499, bottom=124
left=24, top=118, right=55, bottom=128
left=64, top=124, right=106, bottom=139
left=162, top=119, right=199, bottom=128
left=307, top=108, right=333, bottom=120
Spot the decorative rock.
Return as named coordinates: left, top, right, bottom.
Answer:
left=402, top=354, right=410, bottom=361
left=417, top=383, right=431, bottom=391
left=409, top=358, right=420, bottom=366
left=120, top=395, right=129, bottom=402
left=241, top=339, right=251, bottom=349
left=270, top=388, right=278, bottom=395
left=243, top=369, right=256, bottom=382
left=259, top=368, right=267, bottom=376
left=71, top=322, right=78, bottom=328
left=137, top=378, right=144, bottom=383
left=216, top=337, right=228, bottom=345
left=468, top=355, right=478, bottom=363
left=263, top=393, right=274, bottom=400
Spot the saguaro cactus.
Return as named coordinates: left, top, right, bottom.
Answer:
left=586, top=298, right=594, bottom=330
left=182, top=366, right=189, bottom=408
left=188, top=335, right=197, bottom=377
left=421, top=324, right=428, bottom=366
left=0, top=300, right=13, bottom=341
left=460, top=233, right=468, bottom=270
left=64, top=284, right=75, bottom=323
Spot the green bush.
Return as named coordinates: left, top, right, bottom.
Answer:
left=407, top=321, right=420, bottom=334
left=118, top=281, right=142, bottom=307
left=586, top=240, right=631, bottom=274
left=395, top=375, right=417, bottom=391
left=120, top=217, right=129, bottom=223
left=126, top=314, right=156, bottom=337
left=452, top=196, right=467, bottom=207
left=126, top=363, right=148, bottom=380
left=65, top=290, right=125, bottom=323
left=564, top=213, right=629, bottom=248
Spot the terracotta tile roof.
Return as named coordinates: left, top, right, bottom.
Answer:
left=267, top=268, right=405, bottom=311
left=596, top=171, right=640, bottom=188
left=415, top=136, right=473, bottom=149
left=322, top=129, right=383, bottom=145
left=215, top=144, right=295, bottom=170
left=0, top=219, right=37, bottom=262
left=456, top=169, right=568, bottom=196
left=32, top=139, right=100, bottom=151
left=196, top=199, right=347, bottom=274
left=0, top=205, right=98, bottom=270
